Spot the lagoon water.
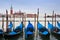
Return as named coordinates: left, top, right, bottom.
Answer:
left=0, top=34, right=60, bottom=40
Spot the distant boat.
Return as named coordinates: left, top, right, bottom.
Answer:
left=25, top=21, right=34, bottom=40
left=44, top=15, right=55, bottom=18
left=37, top=22, right=50, bottom=37
left=48, top=21, right=60, bottom=37
left=4, top=21, right=23, bottom=38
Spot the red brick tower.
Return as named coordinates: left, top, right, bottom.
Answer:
left=10, top=5, right=13, bottom=15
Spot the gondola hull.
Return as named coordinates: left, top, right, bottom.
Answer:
left=50, top=27, right=60, bottom=37
left=51, top=31, right=60, bottom=37
left=0, top=34, right=4, bottom=38
left=26, top=34, right=34, bottom=38
left=25, top=32, right=34, bottom=40
left=4, top=31, right=23, bottom=39
left=39, top=31, right=50, bottom=38
left=38, top=27, right=50, bottom=38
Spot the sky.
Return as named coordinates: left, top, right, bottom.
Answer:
left=0, top=0, right=60, bottom=14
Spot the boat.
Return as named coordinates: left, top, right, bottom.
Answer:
left=4, top=21, right=24, bottom=38
left=37, top=22, right=50, bottom=37
left=25, top=21, right=34, bottom=40
left=48, top=21, right=60, bottom=37
left=14, top=21, right=23, bottom=36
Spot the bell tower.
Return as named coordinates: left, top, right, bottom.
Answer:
left=10, top=5, right=13, bottom=14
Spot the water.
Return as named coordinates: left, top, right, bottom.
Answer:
left=0, top=34, right=60, bottom=40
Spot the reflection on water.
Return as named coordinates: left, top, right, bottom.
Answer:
left=41, top=37, right=50, bottom=40
left=0, top=37, right=5, bottom=40
left=0, top=34, right=60, bottom=40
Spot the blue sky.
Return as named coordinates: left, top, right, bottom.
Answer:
left=0, top=0, right=60, bottom=14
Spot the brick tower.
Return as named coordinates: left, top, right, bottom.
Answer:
left=10, top=5, right=13, bottom=15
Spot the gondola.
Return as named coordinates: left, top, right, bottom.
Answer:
left=25, top=21, right=34, bottom=40
left=4, top=21, right=23, bottom=38
left=48, top=21, right=60, bottom=37
left=37, top=22, right=50, bottom=37
left=14, top=22, right=24, bottom=36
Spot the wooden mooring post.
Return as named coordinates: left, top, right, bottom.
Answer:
left=52, top=11, right=54, bottom=27
left=2, top=15, right=4, bottom=32
left=6, top=9, right=8, bottom=32
left=23, top=14, right=26, bottom=40
left=55, top=13, right=56, bottom=27
left=45, top=13, right=46, bottom=28
left=34, top=8, right=39, bottom=40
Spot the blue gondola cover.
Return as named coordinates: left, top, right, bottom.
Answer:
left=25, top=21, right=34, bottom=38
left=9, top=31, right=17, bottom=35
left=26, top=21, right=34, bottom=31
left=8, top=22, right=13, bottom=29
left=42, top=31, right=48, bottom=35
left=57, top=21, right=60, bottom=28
left=37, top=22, right=44, bottom=30
left=26, top=31, right=33, bottom=35
left=15, top=22, right=23, bottom=31
left=19, top=22, right=23, bottom=30
left=48, top=22, right=54, bottom=30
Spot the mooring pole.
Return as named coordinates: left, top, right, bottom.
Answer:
left=10, top=5, right=14, bottom=31
left=55, top=13, right=57, bottom=30
left=52, top=11, right=54, bottom=28
left=6, top=9, right=8, bottom=32
left=13, top=14, right=15, bottom=31
left=45, top=13, right=46, bottom=28
left=55, top=14, right=56, bottom=27
left=35, top=8, right=39, bottom=40
left=2, top=15, right=4, bottom=32
left=34, top=14, right=36, bottom=40
left=22, top=14, right=25, bottom=40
